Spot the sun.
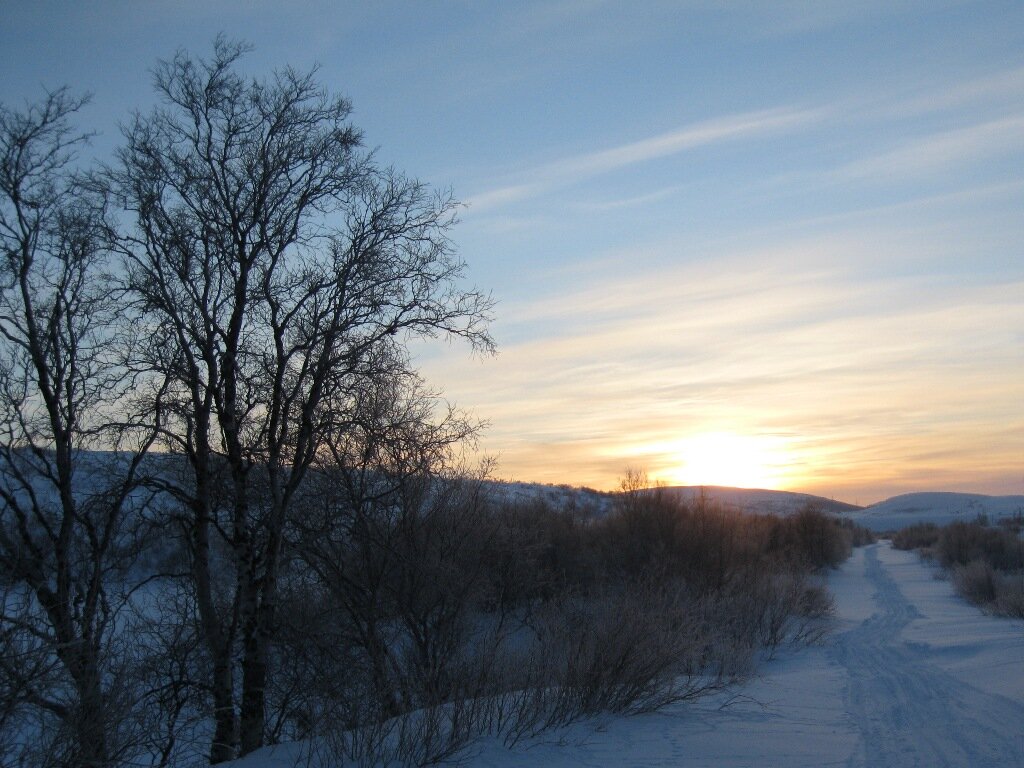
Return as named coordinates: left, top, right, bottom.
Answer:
left=663, top=432, right=790, bottom=489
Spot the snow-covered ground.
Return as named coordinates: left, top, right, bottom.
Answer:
left=232, top=542, right=1024, bottom=767
left=847, top=492, right=1024, bottom=532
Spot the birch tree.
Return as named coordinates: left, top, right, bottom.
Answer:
left=0, top=90, right=153, bottom=768
left=109, top=38, right=493, bottom=762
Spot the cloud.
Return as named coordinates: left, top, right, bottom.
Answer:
left=421, top=232, right=1024, bottom=498
left=894, top=66, right=1024, bottom=116
left=468, top=70, right=1024, bottom=215
left=572, top=184, right=688, bottom=212
left=751, top=0, right=964, bottom=36
left=467, top=106, right=824, bottom=211
left=838, top=114, right=1024, bottom=181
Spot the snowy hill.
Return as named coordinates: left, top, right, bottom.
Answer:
left=663, top=485, right=862, bottom=517
left=488, top=482, right=1024, bottom=533
left=487, top=480, right=616, bottom=513
left=488, top=482, right=859, bottom=518
left=846, top=492, right=1024, bottom=532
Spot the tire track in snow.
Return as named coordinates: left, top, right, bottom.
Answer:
left=832, top=544, right=1024, bottom=767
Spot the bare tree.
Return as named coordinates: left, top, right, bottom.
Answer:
left=0, top=90, right=154, bottom=768
left=294, top=371, right=488, bottom=722
left=109, top=38, right=493, bottom=762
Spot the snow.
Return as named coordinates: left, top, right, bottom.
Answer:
left=826, top=544, right=1024, bottom=766
left=229, top=541, right=1024, bottom=767
left=877, top=544, right=1024, bottom=707
left=486, top=481, right=615, bottom=515
left=466, top=648, right=859, bottom=768
left=847, top=491, right=1024, bottom=532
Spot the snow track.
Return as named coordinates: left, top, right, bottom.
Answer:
left=832, top=544, right=1024, bottom=767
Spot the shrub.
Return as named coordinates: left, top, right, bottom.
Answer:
left=837, top=517, right=876, bottom=547
left=998, top=511, right=1024, bottom=534
left=993, top=575, right=1024, bottom=619
left=787, top=506, right=853, bottom=569
left=952, top=560, right=999, bottom=605
left=905, top=518, right=1024, bottom=619
left=937, top=522, right=1023, bottom=570
left=523, top=582, right=735, bottom=722
left=761, top=505, right=855, bottom=571
left=288, top=475, right=855, bottom=764
left=891, top=523, right=940, bottom=551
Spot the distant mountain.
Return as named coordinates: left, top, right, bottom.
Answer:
left=486, top=482, right=1024, bottom=533
left=846, top=492, right=1024, bottom=532
left=663, top=486, right=862, bottom=517
left=37, top=453, right=1011, bottom=535
left=486, top=482, right=859, bottom=518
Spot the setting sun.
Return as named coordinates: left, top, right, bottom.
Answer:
left=660, top=432, right=792, bottom=489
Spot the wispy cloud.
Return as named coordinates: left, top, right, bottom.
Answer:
left=754, top=0, right=964, bottom=36
left=423, top=231, right=1024, bottom=500
left=893, top=65, right=1024, bottom=116
left=838, top=114, right=1024, bottom=181
left=467, top=64, right=1024, bottom=216
left=468, top=106, right=824, bottom=211
left=572, top=184, right=688, bottom=212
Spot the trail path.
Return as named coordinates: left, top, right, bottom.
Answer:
left=831, top=544, right=1024, bottom=767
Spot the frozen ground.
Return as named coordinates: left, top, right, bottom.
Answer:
left=234, top=542, right=1024, bottom=767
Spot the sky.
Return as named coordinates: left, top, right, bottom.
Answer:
left=2, top=1, right=1021, bottom=504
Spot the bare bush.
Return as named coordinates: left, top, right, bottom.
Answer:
left=992, top=574, right=1024, bottom=619
left=938, top=522, right=1024, bottom=571
left=953, top=560, right=999, bottom=606
left=903, top=519, right=1024, bottom=620
left=288, top=472, right=850, bottom=764
left=722, top=566, right=834, bottom=654
left=529, top=583, right=733, bottom=719
left=778, top=505, right=853, bottom=570
left=836, top=517, right=876, bottom=547
left=891, top=523, right=940, bottom=551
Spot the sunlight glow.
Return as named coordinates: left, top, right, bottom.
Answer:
left=659, top=432, right=793, bottom=489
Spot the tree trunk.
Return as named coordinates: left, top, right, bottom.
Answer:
left=238, top=619, right=267, bottom=756
left=191, top=484, right=239, bottom=764
left=209, top=655, right=238, bottom=764
left=73, top=667, right=110, bottom=768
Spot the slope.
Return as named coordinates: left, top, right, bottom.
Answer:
left=848, top=492, right=1024, bottom=532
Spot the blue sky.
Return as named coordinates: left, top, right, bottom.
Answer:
left=3, top=1, right=1022, bottom=502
